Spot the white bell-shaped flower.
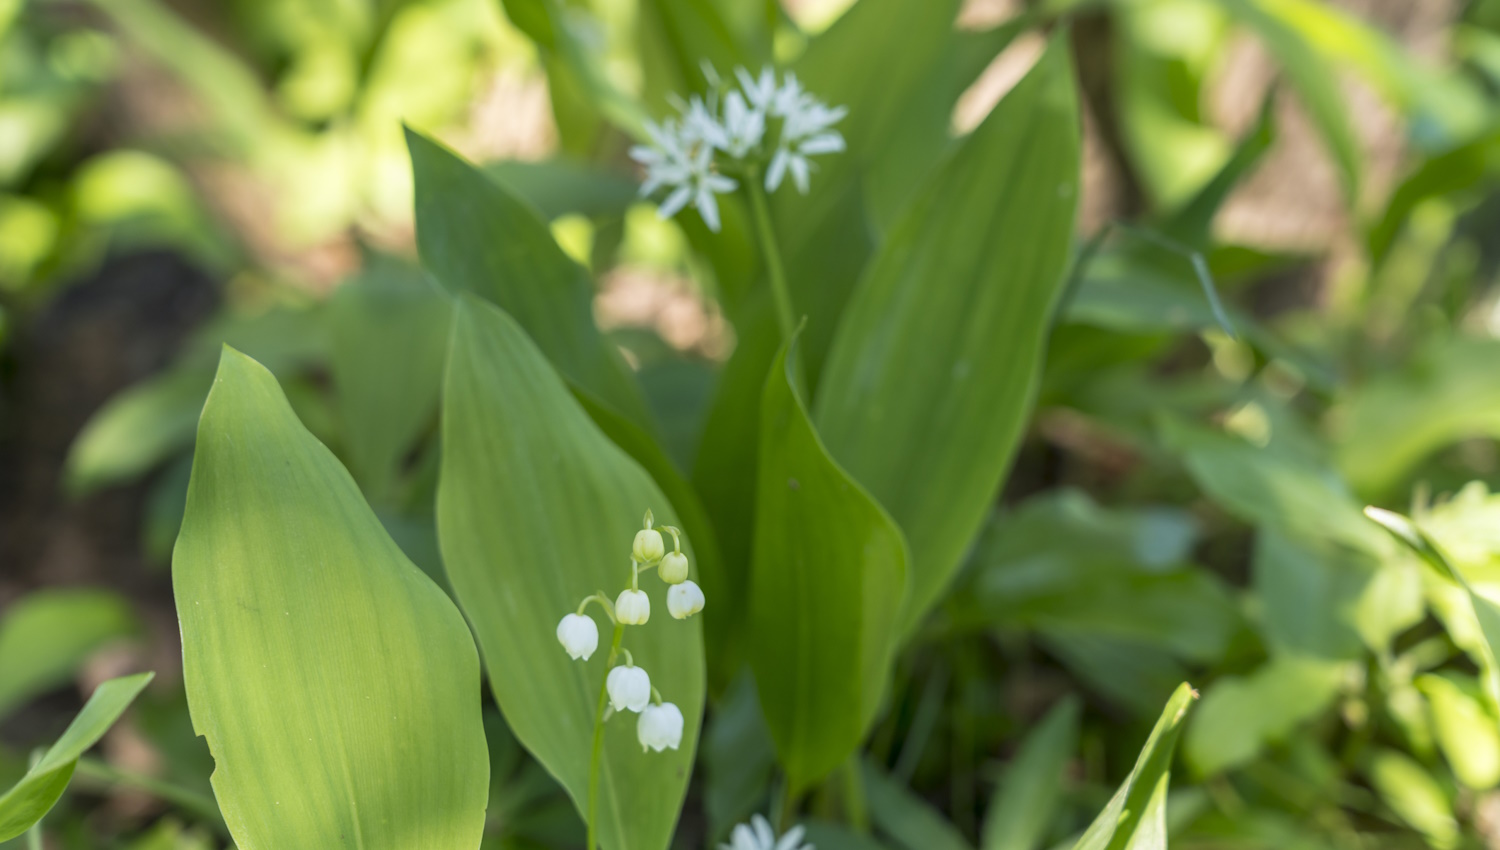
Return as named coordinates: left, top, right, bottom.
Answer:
left=659, top=551, right=690, bottom=584
left=633, top=528, right=665, bottom=563
left=637, top=702, right=684, bottom=752
left=667, top=580, right=705, bottom=620
left=616, top=589, right=651, bottom=625
left=606, top=665, right=651, bottom=713
left=555, top=613, right=598, bottom=660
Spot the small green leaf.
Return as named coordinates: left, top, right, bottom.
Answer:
left=1072, top=683, right=1196, bottom=850
left=65, top=370, right=211, bottom=495
left=173, top=347, right=488, bottom=849
left=1416, top=672, right=1500, bottom=790
left=750, top=331, right=908, bottom=793
left=981, top=696, right=1080, bottom=850
left=863, top=760, right=973, bottom=850
left=437, top=295, right=704, bottom=850
left=0, top=672, right=153, bottom=842
left=1366, top=749, right=1459, bottom=849
left=0, top=590, right=138, bottom=720
left=813, top=34, right=1080, bottom=633
left=1185, top=655, right=1352, bottom=776
left=407, top=128, right=651, bottom=430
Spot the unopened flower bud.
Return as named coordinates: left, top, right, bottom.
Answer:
left=616, top=589, right=650, bottom=625
left=555, top=613, right=598, bottom=660
left=637, top=701, right=684, bottom=752
left=667, top=580, right=704, bottom=620
left=606, top=665, right=651, bottom=712
left=633, top=528, right=665, bottom=563
left=659, top=551, right=690, bottom=584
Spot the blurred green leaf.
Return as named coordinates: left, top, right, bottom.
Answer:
left=486, top=159, right=640, bottom=221
left=328, top=259, right=450, bottom=501
left=750, top=331, right=907, bottom=793
left=1416, top=672, right=1500, bottom=790
left=638, top=0, right=752, bottom=112
left=407, top=129, right=652, bottom=430
left=173, top=348, right=488, bottom=848
left=437, top=295, right=704, bottom=850
left=1366, top=749, right=1458, bottom=849
left=981, top=696, right=1080, bottom=850
left=814, top=34, right=1080, bottom=634
left=804, top=820, right=896, bottom=850
left=1336, top=336, right=1500, bottom=499
left=702, top=674, right=776, bottom=842
left=0, top=672, right=153, bottom=842
left=65, top=370, right=211, bottom=495
left=0, top=589, right=138, bottom=720
left=1185, top=655, right=1352, bottom=776
left=1072, top=683, right=1196, bottom=850
left=863, top=760, right=973, bottom=850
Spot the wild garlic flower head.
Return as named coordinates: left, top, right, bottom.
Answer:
left=630, top=64, right=847, bottom=231
left=722, top=815, right=812, bottom=850
left=637, top=701, right=684, bottom=752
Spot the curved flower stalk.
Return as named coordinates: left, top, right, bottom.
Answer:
left=555, top=509, right=703, bottom=849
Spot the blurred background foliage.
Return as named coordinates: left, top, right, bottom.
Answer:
left=15, top=0, right=1500, bottom=847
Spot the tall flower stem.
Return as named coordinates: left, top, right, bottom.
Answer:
left=587, top=621, right=626, bottom=849
left=744, top=164, right=796, bottom=342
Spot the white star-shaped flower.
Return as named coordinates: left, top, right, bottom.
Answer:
left=722, top=815, right=812, bottom=850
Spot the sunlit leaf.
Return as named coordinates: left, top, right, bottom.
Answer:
left=437, top=295, right=704, bottom=850
left=1416, top=672, right=1500, bottom=790
left=0, top=672, right=153, bottom=842
left=1185, top=654, right=1352, bottom=776
left=1071, top=683, right=1196, bottom=850
left=1366, top=749, right=1459, bottom=849
left=173, top=348, right=488, bottom=848
left=814, top=33, right=1080, bottom=634
left=750, top=331, right=907, bottom=793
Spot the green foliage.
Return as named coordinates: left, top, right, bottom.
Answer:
left=0, top=673, right=153, bottom=842
left=437, top=296, right=704, bottom=850
left=173, top=347, right=489, bottom=849
left=0, top=589, right=138, bottom=720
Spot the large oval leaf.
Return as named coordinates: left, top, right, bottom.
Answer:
left=173, top=348, right=488, bottom=850
left=437, top=294, right=705, bottom=850
left=750, top=333, right=907, bottom=793
left=812, top=35, right=1081, bottom=633
left=406, top=129, right=651, bottom=431
left=0, top=672, right=153, bottom=842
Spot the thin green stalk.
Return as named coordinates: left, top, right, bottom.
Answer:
left=587, top=622, right=626, bottom=849
left=744, top=165, right=796, bottom=342
left=840, top=758, right=869, bottom=834
left=777, top=776, right=802, bottom=835
left=73, top=757, right=227, bottom=836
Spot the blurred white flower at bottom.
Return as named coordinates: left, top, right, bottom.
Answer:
left=722, top=815, right=812, bottom=850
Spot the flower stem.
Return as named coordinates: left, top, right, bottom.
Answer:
left=587, top=621, right=626, bottom=849
left=744, top=165, right=796, bottom=342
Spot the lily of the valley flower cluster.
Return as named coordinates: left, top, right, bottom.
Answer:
left=630, top=65, right=848, bottom=232
left=555, top=510, right=704, bottom=753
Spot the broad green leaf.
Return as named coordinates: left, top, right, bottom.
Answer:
left=0, top=672, right=153, bottom=842
left=813, top=34, right=1080, bottom=633
left=1071, top=683, right=1196, bottom=850
left=0, top=589, right=137, bottom=720
left=981, top=696, right=1080, bottom=850
left=173, top=347, right=488, bottom=849
left=1336, top=336, right=1500, bottom=499
left=407, top=129, right=651, bottom=429
left=437, top=295, right=704, bottom=850
left=486, top=159, right=639, bottom=221
left=328, top=259, right=451, bottom=501
left=863, top=760, right=973, bottom=850
left=65, top=369, right=211, bottom=495
left=750, top=332, right=908, bottom=793
left=1366, top=749, right=1459, bottom=849
left=1416, top=672, right=1500, bottom=790
left=1184, top=655, right=1352, bottom=776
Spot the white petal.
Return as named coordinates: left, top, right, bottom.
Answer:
left=765, top=148, right=789, bottom=192
left=797, top=132, right=845, bottom=156
left=789, top=155, right=811, bottom=194
left=752, top=815, right=776, bottom=849
left=705, top=173, right=737, bottom=193
left=659, top=185, right=693, bottom=219
left=728, top=823, right=758, bottom=850
left=774, top=825, right=806, bottom=850
left=695, top=187, right=722, bottom=233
